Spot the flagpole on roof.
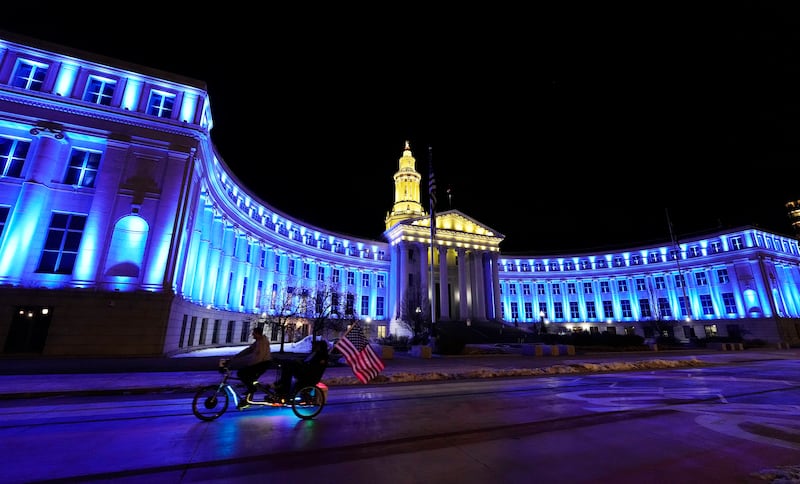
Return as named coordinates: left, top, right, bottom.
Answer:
left=428, top=146, right=437, bottom=325
left=666, top=208, right=692, bottom=322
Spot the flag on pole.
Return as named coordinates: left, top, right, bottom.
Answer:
left=428, top=146, right=437, bottom=236
left=334, top=321, right=385, bottom=384
left=428, top=146, right=437, bottom=210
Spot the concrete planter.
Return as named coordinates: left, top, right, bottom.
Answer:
left=411, top=345, right=432, bottom=359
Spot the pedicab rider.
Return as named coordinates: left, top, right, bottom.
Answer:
left=274, top=339, right=328, bottom=398
left=222, top=326, right=272, bottom=404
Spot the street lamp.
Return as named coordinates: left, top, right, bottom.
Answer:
left=539, top=310, right=546, bottom=334
left=415, top=307, right=422, bottom=341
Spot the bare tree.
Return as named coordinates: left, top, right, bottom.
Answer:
left=398, top=288, right=429, bottom=343
left=306, top=281, right=350, bottom=339
left=262, top=278, right=307, bottom=353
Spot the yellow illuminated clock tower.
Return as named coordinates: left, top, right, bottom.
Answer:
left=385, top=141, right=427, bottom=229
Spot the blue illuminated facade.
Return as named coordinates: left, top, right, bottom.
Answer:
left=0, top=32, right=798, bottom=357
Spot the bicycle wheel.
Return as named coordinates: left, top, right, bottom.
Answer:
left=291, top=384, right=325, bottom=420
left=192, top=385, right=229, bottom=421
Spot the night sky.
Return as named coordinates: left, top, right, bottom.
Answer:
left=2, top=4, right=798, bottom=253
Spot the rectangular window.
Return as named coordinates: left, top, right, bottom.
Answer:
left=0, top=206, right=9, bottom=238
left=289, top=259, right=296, bottom=276
left=317, top=266, right=325, bottom=281
left=0, top=136, right=30, bottom=178
left=538, top=302, right=547, bottom=319
left=567, top=283, right=576, bottom=295
left=12, top=59, right=48, bottom=91
left=710, top=241, right=722, bottom=253
left=524, top=302, right=533, bottom=319
left=83, top=75, right=116, bottom=105
left=586, top=301, right=597, bottom=318
left=603, top=300, right=614, bottom=318
left=377, top=274, right=385, bottom=288
left=658, top=297, right=672, bottom=317
left=583, top=282, right=593, bottom=294
left=361, top=295, right=369, bottom=316
left=552, top=284, right=561, bottom=295
left=347, top=271, right=355, bottom=285
left=199, top=318, right=208, bottom=345
left=680, top=296, right=691, bottom=318
left=600, top=281, right=610, bottom=293
left=64, top=149, right=101, bottom=187
left=36, top=213, right=86, bottom=274
left=700, top=294, right=714, bottom=316
left=675, top=274, right=686, bottom=288
left=240, top=320, right=251, bottom=343
left=722, top=292, right=737, bottom=314
left=695, top=272, right=708, bottom=286
left=212, top=319, right=221, bottom=345
left=255, top=280, right=263, bottom=309
left=511, top=301, right=519, bottom=319
left=523, top=284, right=531, bottom=295
left=303, top=262, right=310, bottom=279
left=188, top=316, right=197, bottom=346
left=274, top=254, right=281, bottom=272
left=225, top=320, right=234, bottom=344
left=569, top=301, right=579, bottom=319
left=621, top=299, right=632, bottom=318
left=345, top=294, right=355, bottom=315
left=362, top=273, right=370, bottom=287
left=636, top=278, right=646, bottom=291
left=730, top=237, right=744, bottom=250
left=146, top=89, right=175, bottom=118
left=240, top=277, right=247, bottom=306
left=332, top=268, right=340, bottom=284
left=617, top=280, right=628, bottom=292
left=655, top=276, right=666, bottom=290
left=639, top=299, right=652, bottom=318
left=717, top=268, right=729, bottom=284
left=376, top=296, right=385, bottom=317
left=553, top=302, right=563, bottom=319
left=510, top=283, right=517, bottom=295
left=537, top=283, right=546, bottom=295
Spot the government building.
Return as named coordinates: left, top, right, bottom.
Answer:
left=1, top=32, right=798, bottom=357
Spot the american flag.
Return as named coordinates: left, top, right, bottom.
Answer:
left=334, top=322, right=385, bottom=384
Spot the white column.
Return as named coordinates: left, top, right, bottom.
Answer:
left=491, top=252, right=502, bottom=320
left=438, top=246, right=449, bottom=321
left=472, top=250, right=486, bottom=320
left=457, top=248, right=468, bottom=321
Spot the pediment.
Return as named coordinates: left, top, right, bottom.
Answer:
left=385, top=209, right=505, bottom=246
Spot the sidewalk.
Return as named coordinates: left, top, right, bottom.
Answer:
left=1, top=347, right=797, bottom=400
